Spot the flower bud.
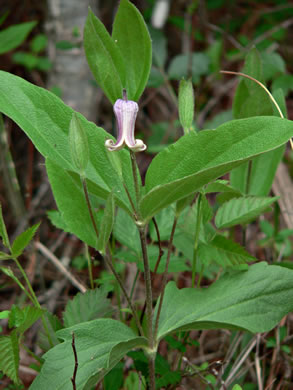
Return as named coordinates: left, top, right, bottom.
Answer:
left=178, top=78, right=194, bottom=134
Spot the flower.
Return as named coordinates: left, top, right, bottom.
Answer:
left=105, top=98, right=146, bottom=152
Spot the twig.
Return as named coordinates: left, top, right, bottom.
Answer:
left=182, top=356, right=216, bottom=390
left=35, top=241, right=87, bottom=293
left=255, top=334, right=263, bottom=390
left=250, top=18, right=293, bottom=47
left=71, top=332, right=78, bottom=390
left=222, top=336, right=257, bottom=388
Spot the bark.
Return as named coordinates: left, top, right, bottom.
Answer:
left=46, top=0, right=99, bottom=121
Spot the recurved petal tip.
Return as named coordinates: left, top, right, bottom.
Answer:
left=105, top=139, right=124, bottom=152
left=129, top=139, right=147, bottom=152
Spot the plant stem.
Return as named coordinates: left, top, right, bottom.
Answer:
left=14, top=257, right=54, bottom=347
left=129, top=150, right=156, bottom=387
left=105, top=246, right=144, bottom=336
left=71, top=332, right=78, bottom=390
left=85, top=244, right=94, bottom=289
left=130, top=151, right=140, bottom=211
left=154, top=217, right=178, bottom=340
left=130, top=269, right=140, bottom=301
left=152, top=217, right=164, bottom=275
left=138, top=226, right=156, bottom=389
left=138, top=228, right=154, bottom=341
left=81, top=176, right=143, bottom=335
left=149, top=357, right=156, bottom=390
left=192, top=194, right=202, bottom=287
left=81, top=177, right=99, bottom=239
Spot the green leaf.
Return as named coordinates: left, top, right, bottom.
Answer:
left=11, top=222, right=40, bottom=257
left=0, top=203, right=10, bottom=250
left=46, top=159, right=99, bottom=248
left=12, top=52, right=39, bottom=70
left=118, top=246, right=189, bottom=274
left=47, top=210, right=70, bottom=232
left=204, top=180, right=242, bottom=197
left=38, top=312, right=63, bottom=351
left=149, top=26, right=167, bottom=68
left=0, top=331, right=20, bottom=384
left=84, top=9, right=125, bottom=103
left=261, top=51, right=286, bottom=81
left=30, top=34, right=48, bottom=53
left=112, top=0, right=152, bottom=101
left=30, top=319, right=148, bottom=390
left=149, top=205, right=176, bottom=241
left=215, top=196, right=278, bottom=229
left=231, top=51, right=286, bottom=197
left=168, top=53, right=210, bottom=83
left=198, top=235, right=256, bottom=267
left=103, top=362, right=123, bottom=390
left=232, top=385, right=243, bottom=390
left=97, top=193, right=115, bottom=254
left=0, top=71, right=135, bottom=213
left=113, top=208, right=141, bottom=254
left=155, top=262, right=293, bottom=340
left=272, top=74, right=293, bottom=97
left=0, top=310, right=10, bottom=319
left=9, top=305, right=43, bottom=334
left=63, top=288, right=113, bottom=327
left=140, top=116, right=293, bottom=221
left=0, top=21, right=37, bottom=55
left=0, top=11, right=9, bottom=27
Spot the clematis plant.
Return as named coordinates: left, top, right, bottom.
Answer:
left=1, top=1, right=293, bottom=389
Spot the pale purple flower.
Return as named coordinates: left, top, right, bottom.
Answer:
left=105, top=99, right=146, bottom=152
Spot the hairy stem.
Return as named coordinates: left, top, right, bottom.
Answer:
left=152, top=217, right=164, bottom=275
left=106, top=247, right=143, bottom=335
left=192, top=194, right=202, bottom=287
left=81, top=176, right=143, bottom=335
left=154, top=216, right=178, bottom=339
left=130, top=151, right=140, bottom=211
left=85, top=244, right=94, bottom=289
left=138, top=226, right=156, bottom=389
left=81, top=177, right=99, bottom=239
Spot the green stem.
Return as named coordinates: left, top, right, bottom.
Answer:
left=152, top=217, right=164, bottom=276
left=130, top=151, right=140, bottom=212
left=129, top=269, right=140, bottom=301
left=81, top=177, right=99, bottom=239
left=22, top=343, right=44, bottom=364
left=85, top=244, right=94, bottom=289
left=129, top=150, right=156, bottom=387
left=14, top=257, right=54, bottom=348
left=192, top=194, right=202, bottom=288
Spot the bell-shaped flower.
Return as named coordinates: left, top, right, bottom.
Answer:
left=105, top=99, right=146, bottom=152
